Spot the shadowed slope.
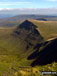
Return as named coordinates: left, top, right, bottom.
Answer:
left=27, top=44, right=42, bottom=60
left=27, top=40, right=49, bottom=60
left=30, top=38, right=57, bottom=66
left=13, top=20, right=44, bottom=51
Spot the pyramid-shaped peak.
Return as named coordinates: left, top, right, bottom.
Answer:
left=24, top=20, right=31, bottom=23
left=19, top=20, right=37, bottom=30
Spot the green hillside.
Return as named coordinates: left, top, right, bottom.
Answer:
left=30, top=19, right=57, bottom=40
left=0, top=20, right=43, bottom=76
left=0, top=19, right=57, bottom=76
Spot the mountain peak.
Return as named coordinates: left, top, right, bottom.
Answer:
left=18, top=20, right=37, bottom=30
left=14, top=20, right=44, bottom=50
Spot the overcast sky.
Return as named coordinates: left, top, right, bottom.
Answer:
left=0, top=0, right=57, bottom=8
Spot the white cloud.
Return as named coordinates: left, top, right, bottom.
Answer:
left=0, top=8, right=57, bottom=15
left=0, top=8, right=37, bottom=11
left=0, top=2, right=32, bottom=5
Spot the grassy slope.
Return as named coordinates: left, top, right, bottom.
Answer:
left=0, top=20, right=57, bottom=75
left=0, top=20, right=43, bottom=75
left=30, top=19, right=57, bottom=40
left=46, top=17, right=57, bottom=21
left=0, top=27, right=33, bottom=76
left=29, top=19, right=57, bottom=76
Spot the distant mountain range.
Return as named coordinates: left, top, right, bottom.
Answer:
left=0, top=14, right=57, bottom=27
left=0, top=14, right=14, bottom=18
left=8, top=15, right=57, bottom=21
left=0, top=8, right=57, bottom=18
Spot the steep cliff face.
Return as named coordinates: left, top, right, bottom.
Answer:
left=14, top=20, right=44, bottom=51
left=28, top=38, right=57, bottom=66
